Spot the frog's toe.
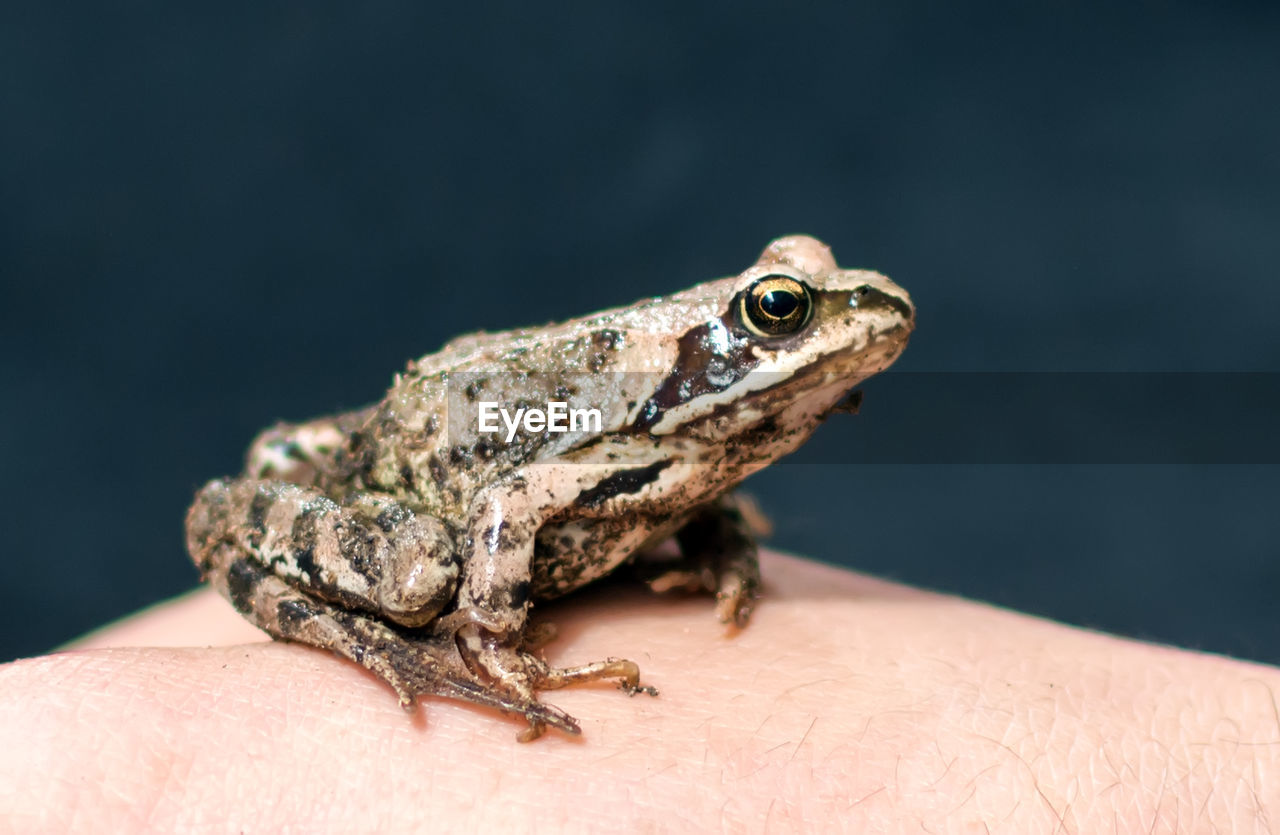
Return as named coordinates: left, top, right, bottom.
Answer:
left=515, top=701, right=581, bottom=741
left=715, top=575, right=760, bottom=629
left=533, top=656, right=657, bottom=698
left=517, top=720, right=548, bottom=743
left=641, top=565, right=715, bottom=595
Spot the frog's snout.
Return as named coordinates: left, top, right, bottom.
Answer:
left=852, top=276, right=915, bottom=327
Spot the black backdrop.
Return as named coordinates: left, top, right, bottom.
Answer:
left=3, top=2, right=1277, bottom=664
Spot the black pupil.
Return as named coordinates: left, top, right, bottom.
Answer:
left=759, top=289, right=799, bottom=319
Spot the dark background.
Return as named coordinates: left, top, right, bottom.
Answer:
left=3, top=3, right=1277, bottom=664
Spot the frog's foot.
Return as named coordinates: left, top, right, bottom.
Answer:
left=515, top=657, right=659, bottom=741
left=639, top=560, right=758, bottom=627
left=535, top=656, right=658, bottom=697
left=202, top=544, right=583, bottom=739
left=636, top=496, right=764, bottom=628
left=455, top=622, right=657, bottom=741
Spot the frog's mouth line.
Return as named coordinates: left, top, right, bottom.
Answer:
left=632, top=331, right=907, bottom=437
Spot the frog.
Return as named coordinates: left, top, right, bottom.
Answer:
left=185, top=234, right=915, bottom=741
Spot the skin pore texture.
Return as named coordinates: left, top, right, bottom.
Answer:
left=2, top=550, right=1277, bottom=832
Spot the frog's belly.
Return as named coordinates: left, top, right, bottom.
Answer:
left=530, top=513, right=688, bottom=600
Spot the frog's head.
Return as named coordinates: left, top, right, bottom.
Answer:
left=633, top=235, right=914, bottom=438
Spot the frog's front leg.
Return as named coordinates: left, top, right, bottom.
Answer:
left=445, top=469, right=655, bottom=737
left=636, top=493, right=765, bottom=628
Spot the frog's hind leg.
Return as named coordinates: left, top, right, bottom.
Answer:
left=199, top=540, right=584, bottom=738
left=186, top=478, right=460, bottom=629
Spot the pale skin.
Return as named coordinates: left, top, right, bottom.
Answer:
left=2, top=551, right=1277, bottom=832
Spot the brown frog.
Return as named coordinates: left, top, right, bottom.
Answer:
left=185, top=235, right=914, bottom=740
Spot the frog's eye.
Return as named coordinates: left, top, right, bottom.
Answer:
left=739, top=275, right=813, bottom=337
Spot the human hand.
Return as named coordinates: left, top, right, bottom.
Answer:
left=3, top=551, right=1276, bottom=831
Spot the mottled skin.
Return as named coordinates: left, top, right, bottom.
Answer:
left=186, top=235, right=915, bottom=740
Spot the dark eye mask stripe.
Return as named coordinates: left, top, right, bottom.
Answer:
left=632, top=313, right=761, bottom=432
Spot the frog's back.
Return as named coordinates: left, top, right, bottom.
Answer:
left=275, top=281, right=738, bottom=516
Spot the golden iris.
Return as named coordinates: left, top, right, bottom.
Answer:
left=739, top=275, right=813, bottom=337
